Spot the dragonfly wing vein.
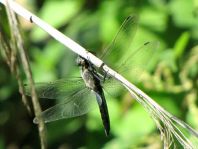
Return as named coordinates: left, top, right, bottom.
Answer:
left=25, top=78, right=85, bottom=100
left=33, top=87, right=97, bottom=123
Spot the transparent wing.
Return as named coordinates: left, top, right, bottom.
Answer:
left=33, top=87, right=99, bottom=123
left=101, top=15, right=138, bottom=67
left=24, top=78, right=85, bottom=100
left=98, top=15, right=159, bottom=92
left=98, top=15, right=159, bottom=83
left=117, top=41, right=159, bottom=80
left=101, top=41, right=159, bottom=92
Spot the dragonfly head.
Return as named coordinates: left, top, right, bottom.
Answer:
left=76, top=56, right=89, bottom=68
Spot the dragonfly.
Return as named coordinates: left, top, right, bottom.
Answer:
left=25, top=15, right=157, bottom=136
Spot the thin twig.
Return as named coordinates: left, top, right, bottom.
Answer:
left=2, top=0, right=47, bottom=148
left=0, top=18, right=31, bottom=113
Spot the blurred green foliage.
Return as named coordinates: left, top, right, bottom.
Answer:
left=0, top=0, right=198, bottom=148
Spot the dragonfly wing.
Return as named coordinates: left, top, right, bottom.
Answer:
left=24, top=78, right=85, bottom=100
left=101, top=15, right=138, bottom=68
left=99, top=15, right=159, bottom=83
left=33, top=87, right=98, bottom=123
left=100, top=42, right=159, bottom=98
left=117, top=41, right=160, bottom=82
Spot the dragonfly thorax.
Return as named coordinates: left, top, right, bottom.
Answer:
left=76, top=56, right=100, bottom=91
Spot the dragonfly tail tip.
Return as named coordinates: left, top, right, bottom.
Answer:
left=104, top=129, right=110, bottom=137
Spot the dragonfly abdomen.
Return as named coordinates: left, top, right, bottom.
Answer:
left=95, top=89, right=110, bottom=136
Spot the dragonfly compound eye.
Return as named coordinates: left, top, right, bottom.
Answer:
left=76, top=56, right=85, bottom=66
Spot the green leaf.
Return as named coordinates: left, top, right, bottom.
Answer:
left=31, top=0, right=84, bottom=41
left=140, top=6, right=168, bottom=32
left=169, top=0, right=197, bottom=27
left=174, top=32, right=190, bottom=59
left=113, top=104, right=155, bottom=143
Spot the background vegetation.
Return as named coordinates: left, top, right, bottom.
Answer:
left=0, top=0, right=198, bottom=148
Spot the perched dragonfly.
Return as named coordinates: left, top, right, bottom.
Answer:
left=25, top=15, right=157, bottom=136
left=76, top=55, right=110, bottom=135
